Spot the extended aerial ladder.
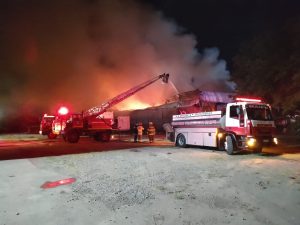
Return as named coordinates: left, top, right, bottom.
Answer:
left=84, top=73, right=169, bottom=117
left=52, top=73, right=169, bottom=143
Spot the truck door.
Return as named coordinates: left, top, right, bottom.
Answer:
left=226, top=105, right=240, bottom=128
left=226, top=104, right=246, bottom=135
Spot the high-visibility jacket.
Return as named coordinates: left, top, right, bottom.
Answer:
left=147, top=126, right=156, bottom=136
left=137, top=125, right=144, bottom=135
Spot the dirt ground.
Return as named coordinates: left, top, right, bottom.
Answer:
left=0, top=135, right=300, bottom=225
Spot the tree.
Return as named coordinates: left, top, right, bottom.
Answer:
left=231, top=17, right=300, bottom=114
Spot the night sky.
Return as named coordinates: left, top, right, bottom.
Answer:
left=0, top=0, right=299, bottom=131
left=143, top=0, right=300, bottom=67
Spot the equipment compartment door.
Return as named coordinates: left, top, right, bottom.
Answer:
left=117, top=116, right=130, bottom=130
left=188, top=132, right=204, bottom=146
left=203, top=132, right=217, bottom=147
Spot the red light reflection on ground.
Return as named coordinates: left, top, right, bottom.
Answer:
left=41, top=178, right=76, bottom=189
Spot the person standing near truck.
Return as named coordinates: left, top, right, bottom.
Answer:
left=137, top=122, right=144, bottom=142
left=147, top=122, right=156, bottom=143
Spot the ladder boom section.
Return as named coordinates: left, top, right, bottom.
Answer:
left=84, top=73, right=169, bottom=117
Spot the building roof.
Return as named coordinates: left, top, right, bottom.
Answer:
left=199, top=91, right=234, bottom=104
left=165, top=90, right=235, bottom=107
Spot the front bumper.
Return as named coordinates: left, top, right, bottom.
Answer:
left=238, top=136, right=278, bottom=150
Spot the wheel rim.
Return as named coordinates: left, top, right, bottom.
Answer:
left=178, top=136, right=184, bottom=145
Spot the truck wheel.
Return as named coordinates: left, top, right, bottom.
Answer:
left=47, top=132, right=57, bottom=139
left=101, top=132, right=111, bottom=142
left=225, top=135, right=235, bottom=155
left=176, top=134, right=187, bottom=148
left=253, top=144, right=262, bottom=154
left=94, top=133, right=101, bottom=141
left=62, top=134, right=67, bottom=142
left=66, top=130, right=80, bottom=143
left=94, top=132, right=111, bottom=142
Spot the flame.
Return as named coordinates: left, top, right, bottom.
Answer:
left=117, top=100, right=152, bottom=111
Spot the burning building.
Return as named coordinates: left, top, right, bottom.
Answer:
left=115, top=90, right=235, bottom=132
left=1, top=0, right=234, bottom=133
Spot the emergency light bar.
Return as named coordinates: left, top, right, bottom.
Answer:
left=235, top=97, right=262, bottom=103
left=58, top=106, right=69, bottom=115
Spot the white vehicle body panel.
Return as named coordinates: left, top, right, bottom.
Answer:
left=174, top=127, right=218, bottom=147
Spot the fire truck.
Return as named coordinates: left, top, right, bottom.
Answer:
left=39, top=114, right=57, bottom=139
left=172, top=97, right=278, bottom=154
left=47, top=73, right=169, bottom=143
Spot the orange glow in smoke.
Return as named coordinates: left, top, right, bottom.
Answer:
left=117, top=99, right=152, bottom=111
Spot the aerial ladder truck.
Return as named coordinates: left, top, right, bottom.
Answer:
left=49, top=73, right=169, bottom=143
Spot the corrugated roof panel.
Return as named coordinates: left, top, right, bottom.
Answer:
left=200, top=91, right=234, bottom=103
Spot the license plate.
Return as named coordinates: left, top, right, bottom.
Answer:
left=263, top=139, right=269, bottom=143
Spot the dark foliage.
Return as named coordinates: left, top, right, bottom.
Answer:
left=232, top=17, right=300, bottom=114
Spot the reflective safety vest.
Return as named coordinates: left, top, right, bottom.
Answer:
left=137, top=125, right=144, bottom=135
left=147, top=126, right=156, bottom=136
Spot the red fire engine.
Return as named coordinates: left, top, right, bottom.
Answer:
left=39, top=114, right=56, bottom=139
left=172, top=97, right=278, bottom=154
left=42, top=73, right=169, bottom=143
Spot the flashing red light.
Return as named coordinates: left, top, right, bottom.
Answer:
left=58, top=106, right=69, bottom=115
left=236, top=97, right=262, bottom=103
left=41, top=178, right=76, bottom=189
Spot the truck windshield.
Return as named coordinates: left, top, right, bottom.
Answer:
left=246, top=104, right=273, bottom=121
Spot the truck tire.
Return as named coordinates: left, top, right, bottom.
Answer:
left=225, top=135, right=235, bottom=155
left=66, top=129, right=80, bottom=143
left=176, top=134, right=187, bottom=148
left=47, top=132, right=57, bottom=139
left=94, top=132, right=111, bottom=142
left=62, top=134, right=67, bottom=142
left=94, top=133, right=101, bottom=142
left=101, top=132, right=111, bottom=142
left=253, top=144, right=262, bottom=154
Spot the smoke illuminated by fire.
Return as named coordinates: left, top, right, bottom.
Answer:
left=0, top=0, right=234, bottom=118
left=117, top=98, right=152, bottom=111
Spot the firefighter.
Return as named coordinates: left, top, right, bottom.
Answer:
left=137, top=122, right=144, bottom=142
left=133, top=123, right=138, bottom=143
left=147, top=122, right=156, bottom=143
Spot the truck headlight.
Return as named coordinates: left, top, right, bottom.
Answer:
left=273, top=137, right=278, bottom=145
left=247, top=138, right=256, bottom=147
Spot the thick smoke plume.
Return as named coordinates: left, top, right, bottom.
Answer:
left=0, top=0, right=233, bottom=119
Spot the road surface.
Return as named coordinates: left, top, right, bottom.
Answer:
left=0, top=134, right=172, bottom=160
left=0, top=134, right=300, bottom=225
left=0, top=134, right=299, bottom=160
